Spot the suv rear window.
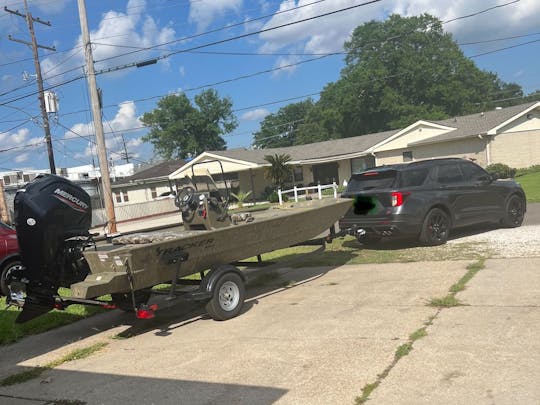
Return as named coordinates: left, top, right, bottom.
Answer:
left=347, top=170, right=397, bottom=192
left=398, top=168, right=429, bottom=187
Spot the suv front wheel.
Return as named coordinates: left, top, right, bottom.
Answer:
left=501, top=194, right=525, bottom=228
left=419, top=208, right=450, bottom=246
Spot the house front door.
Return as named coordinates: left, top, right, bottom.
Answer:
left=312, top=162, right=339, bottom=185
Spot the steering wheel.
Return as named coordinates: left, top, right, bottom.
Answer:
left=175, top=186, right=196, bottom=212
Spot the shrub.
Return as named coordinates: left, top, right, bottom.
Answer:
left=515, top=165, right=540, bottom=177
left=485, top=163, right=516, bottom=179
left=267, top=191, right=288, bottom=203
left=230, top=190, right=252, bottom=208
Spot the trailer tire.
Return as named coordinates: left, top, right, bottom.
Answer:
left=111, top=290, right=151, bottom=312
left=205, top=272, right=245, bottom=321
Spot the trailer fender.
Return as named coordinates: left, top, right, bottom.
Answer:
left=200, top=264, right=245, bottom=294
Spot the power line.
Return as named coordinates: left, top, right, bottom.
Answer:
left=0, top=1, right=531, bottom=110
left=469, top=38, right=540, bottom=58
left=92, top=0, right=329, bottom=64
left=94, top=0, right=382, bottom=75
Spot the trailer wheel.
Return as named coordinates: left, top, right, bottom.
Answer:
left=111, top=290, right=151, bottom=312
left=205, top=272, right=245, bottom=321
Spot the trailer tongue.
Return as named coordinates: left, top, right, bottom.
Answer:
left=9, top=167, right=351, bottom=324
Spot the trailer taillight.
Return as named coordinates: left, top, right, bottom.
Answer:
left=136, top=304, right=158, bottom=319
left=391, top=192, right=410, bottom=207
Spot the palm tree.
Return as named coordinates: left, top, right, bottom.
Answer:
left=230, top=190, right=252, bottom=208
left=263, top=153, right=292, bottom=188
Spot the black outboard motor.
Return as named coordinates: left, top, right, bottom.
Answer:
left=13, top=174, right=93, bottom=323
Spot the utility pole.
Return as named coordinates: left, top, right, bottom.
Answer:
left=77, top=0, right=117, bottom=234
left=5, top=0, right=57, bottom=174
left=0, top=179, right=11, bottom=224
left=120, top=134, right=131, bottom=163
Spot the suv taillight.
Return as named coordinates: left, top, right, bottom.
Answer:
left=391, top=191, right=410, bottom=207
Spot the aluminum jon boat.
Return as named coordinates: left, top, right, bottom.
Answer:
left=9, top=164, right=351, bottom=323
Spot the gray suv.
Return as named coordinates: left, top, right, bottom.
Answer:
left=338, top=158, right=526, bottom=245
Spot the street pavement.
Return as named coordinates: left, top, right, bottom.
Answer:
left=1, top=257, right=539, bottom=404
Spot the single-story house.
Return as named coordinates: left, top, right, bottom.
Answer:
left=112, top=159, right=186, bottom=205
left=168, top=101, right=540, bottom=199
left=373, top=101, right=540, bottom=167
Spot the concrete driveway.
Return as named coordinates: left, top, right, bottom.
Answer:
left=1, top=258, right=539, bottom=404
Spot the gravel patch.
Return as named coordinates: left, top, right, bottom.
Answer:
left=447, top=225, right=540, bottom=258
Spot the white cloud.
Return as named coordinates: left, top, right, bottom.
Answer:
left=189, top=0, right=243, bottom=31
left=240, top=108, right=270, bottom=121
left=65, top=101, right=143, bottom=140
left=0, top=0, right=68, bottom=31
left=14, top=153, right=29, bottom=163
left=126, top=137, right=143, bottom=147
left=41, top=0, right=176, bottom=83
left=389, top=0, right=540, bottom=43
left=0, top=127, right=29, bottom=148
left=35, top=0, right=70, bottom=14
left=258, top=0, right=540, bottom=57
left=272, top=55, right=301, bottom=77
left=0, top=127, right=45, bottom=166
left=10, top=127, right=29, bottom=145
left=68, top=101, right=145, bottom=159
left=259, top=0, right=382, bottom=54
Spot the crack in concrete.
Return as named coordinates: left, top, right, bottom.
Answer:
left=356, top=259, right=486, bottom=404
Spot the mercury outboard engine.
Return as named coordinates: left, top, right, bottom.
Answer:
left=13, top=174, right=93, bottom=323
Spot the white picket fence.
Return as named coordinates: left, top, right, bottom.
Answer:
left=277, top=182, right=338, bottom=205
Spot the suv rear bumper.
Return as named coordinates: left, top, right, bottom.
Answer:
left=338, top=216, right=422, bottom=238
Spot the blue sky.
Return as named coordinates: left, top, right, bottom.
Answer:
left=1, top=0, right=539, bottom=172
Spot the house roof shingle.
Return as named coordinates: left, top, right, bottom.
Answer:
left=208, top=129, right=398, bottom=164
left=114, top=159, right=185, bottom=185
left=410, top=101, right=538, bottom=146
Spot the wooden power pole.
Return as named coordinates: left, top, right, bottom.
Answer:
left=5, top=0, right=57, bottom=174
left=0, top=179, right=10, bottom=224
left=77, top=0, right=117, bottom=234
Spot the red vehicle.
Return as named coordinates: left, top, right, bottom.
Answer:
left=0, top=221, right=21, bottom=296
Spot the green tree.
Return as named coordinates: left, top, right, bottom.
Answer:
left=295, top=14, right=525, bottom=144
left=252, top=100, right=315, bottom=148
left=263, top=153, right=291, bottom=188
left=141, top=89, right=237, bottom=159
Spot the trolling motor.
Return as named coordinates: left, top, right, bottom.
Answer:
left=13, top=174, right=94, bottom=323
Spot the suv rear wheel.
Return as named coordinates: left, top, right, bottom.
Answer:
left=419, top=208, right=450, bottom=246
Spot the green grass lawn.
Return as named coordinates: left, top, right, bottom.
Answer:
left=0, top=289, right=107, bottom=346
left=516, top=171, right=540, bottom=202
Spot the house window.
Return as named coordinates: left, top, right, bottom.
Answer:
left=292, top=166, right=303, bottom=183
left=351, top=156, right=375, bottom=173
left=114, top=190, right=129, bottom=203
left=150, top=187, right=157, bottom=199
left=3, top=176, right=11, bottom=185
left=402, top=151, right=413, bottom=162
